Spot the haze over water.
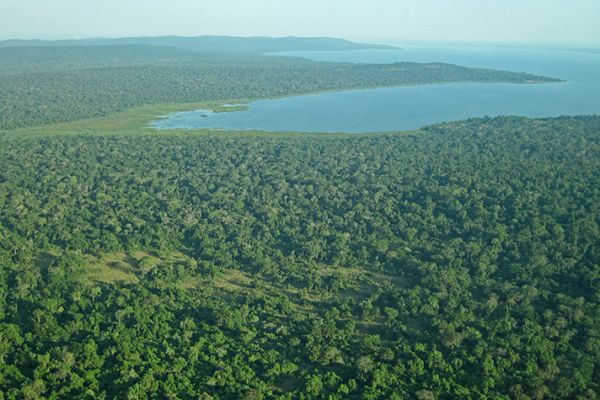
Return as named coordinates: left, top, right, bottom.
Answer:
left=152, top=45, right=600, bottom=133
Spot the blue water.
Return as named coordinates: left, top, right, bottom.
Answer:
left=152, top=45, right=600, bottom=133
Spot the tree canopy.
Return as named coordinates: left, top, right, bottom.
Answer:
left=0, top=115, right=598, bottom=398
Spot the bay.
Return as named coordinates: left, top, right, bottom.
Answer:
left=152, top=45, right=600, bottom=133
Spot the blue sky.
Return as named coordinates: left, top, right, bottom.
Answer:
left=1, top=0, right=599, bottom=46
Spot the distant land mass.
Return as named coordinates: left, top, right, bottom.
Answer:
left=0, top=35, right=397, bottom=53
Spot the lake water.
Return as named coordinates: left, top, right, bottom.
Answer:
left=152, top=45, right=600, bottom=133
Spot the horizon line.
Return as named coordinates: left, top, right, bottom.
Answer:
left=0, top=34, right=598, bottom=49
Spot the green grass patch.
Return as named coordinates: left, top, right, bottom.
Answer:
left=76, top=250, right=182, bottom=284
left=0, top=100, right=250, bottom=139
left=81, top=252, right=141, bottom=285
left=0, top=98, right=425, bottom=140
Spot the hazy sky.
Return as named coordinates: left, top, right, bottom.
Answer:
left=1, top=0, right=599, bottom=46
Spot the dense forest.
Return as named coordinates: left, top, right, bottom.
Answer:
left=0, top=115, right=598, bottom=399
left=0, top=43, right=558, bottom=130
left=0, top=34, right=595, bottom=399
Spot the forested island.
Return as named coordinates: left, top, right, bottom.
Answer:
left=0, top=35, right=597, bottom=399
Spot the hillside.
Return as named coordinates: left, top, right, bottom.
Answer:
left=0, top=115, right=598, bottom=398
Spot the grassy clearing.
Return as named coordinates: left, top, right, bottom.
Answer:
left=33, top=244, right=401, bottom=321
left=78, top=250, right=193, bottom=286
left=81, top=252, right=142, bottom=284
left=0, top=100, right=249, bottom=139
left=210, top=269, right=254, bottom=293
left=35, top=246, right=396, bottom=332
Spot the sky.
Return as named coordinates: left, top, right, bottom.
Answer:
left=1, top=0, right=599, bottom=46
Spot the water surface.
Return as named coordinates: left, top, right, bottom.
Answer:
left=152, top=45, right=600, bottom=133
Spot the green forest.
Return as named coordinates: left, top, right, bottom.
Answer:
left=0, top=114, right=598, bottom=399
left=0, top=36, right=598, bottom=399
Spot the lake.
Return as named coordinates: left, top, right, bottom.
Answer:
left=152, top=45, right=600, bottom=133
